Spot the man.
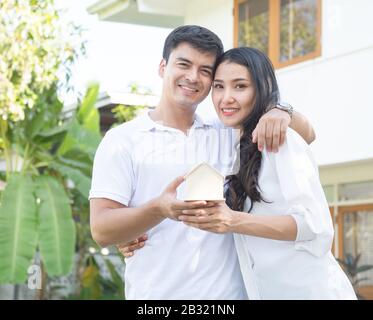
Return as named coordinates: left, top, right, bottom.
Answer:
left=89, top=25, right=315, bottom=299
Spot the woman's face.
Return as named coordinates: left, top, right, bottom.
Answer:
left=212, top=61, right=256, bottom=129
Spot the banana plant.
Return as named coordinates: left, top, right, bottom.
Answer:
left=0, top=83, right=102, bottom=284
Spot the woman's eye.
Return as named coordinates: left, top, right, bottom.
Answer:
left=213, top=84, right=223, bottom=89
left=235, top=84, right=247, bottom=89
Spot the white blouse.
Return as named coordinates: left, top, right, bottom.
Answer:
left=234, top=128, right=357, bottom=299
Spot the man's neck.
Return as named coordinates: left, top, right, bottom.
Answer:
left=150, top=102, right=197, bottom=134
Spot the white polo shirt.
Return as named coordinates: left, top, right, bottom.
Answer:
left=89, top=112, right=247, bottom=300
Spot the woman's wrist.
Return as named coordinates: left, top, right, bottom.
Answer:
left=227, top=210, right=246, bottom=233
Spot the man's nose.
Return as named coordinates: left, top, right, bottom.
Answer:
left=185, top=68, right=199, bottom=82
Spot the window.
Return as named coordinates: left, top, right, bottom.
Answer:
left=338, top=205, right=373, bottom=299
left=338, top=181, right=373, bottom=201
left=323, top=184, right=335, bottom=203
left=234, top=0, right=322, bottom=68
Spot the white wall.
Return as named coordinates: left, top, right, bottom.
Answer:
left=187, top=0, right=373, bottom=165
left=277, top=46, right=373, bottom=165
left=185, top=0, right=233, bottom=50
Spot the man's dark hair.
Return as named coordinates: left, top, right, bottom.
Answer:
left=162, top=25, right=224, bottom=62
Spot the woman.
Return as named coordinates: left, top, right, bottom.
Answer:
left=120, top=47, right=356, bottom=300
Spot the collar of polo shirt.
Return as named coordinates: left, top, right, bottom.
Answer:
left=137, top=111, right=213, bottom=132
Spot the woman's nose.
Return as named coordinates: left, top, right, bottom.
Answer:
left=222, top=90, right=235, bottom=104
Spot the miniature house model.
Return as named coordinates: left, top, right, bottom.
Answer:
left=184, top=162, right=225, bottom=201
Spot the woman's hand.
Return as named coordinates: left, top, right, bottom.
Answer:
left=178, top=201, right=236, bottom=233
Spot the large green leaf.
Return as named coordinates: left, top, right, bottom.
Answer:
left=32, top=122, right=71, bottom=149
left=25, top=84, right=64, bottom=139
left=77, top=83, right=100, bottom=132
left=35, top=120, right=71, bottom=139
left=34, top=176, right=76, bottom=276
left=57, top=149, right=93, bottom=177
left=52, top=161, right=91, bottom=198
left=56, top=84, right=101, bottom=160
left=57, top=118, right=101, bottom=159
left=0, top=174, right=37, bottom=283
left=25, top=108, right=47, bottom=139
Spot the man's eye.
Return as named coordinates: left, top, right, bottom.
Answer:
left=201, top=69, right=212, bottom=76
left=178, top=63, right=188, bottom=67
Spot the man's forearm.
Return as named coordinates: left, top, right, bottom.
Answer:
left=90, top=199, right=164, bottom=247
left=289, top=111, right=316, bottom=144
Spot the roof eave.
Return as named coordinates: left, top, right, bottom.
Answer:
left=87, top=0, right=184, bottom=28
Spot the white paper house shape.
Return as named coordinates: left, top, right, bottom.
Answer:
left=184, top=162, right=225, bottom=201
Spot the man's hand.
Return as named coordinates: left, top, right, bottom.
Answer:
left=154, top=176, right=214, bottom=221
left=117, top=234, right=148, bottom=258
left=252, top=108, right=291, bottom=152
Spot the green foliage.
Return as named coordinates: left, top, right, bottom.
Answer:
left=111, top=104, right=145, bottom=125
left=0, top=0, right=82, bottom=121
left=0, top=0, right=126, bottom=300
left=77, top=84, right=100, bottom=132
left=0, top=83, right=102, bottom=286
left=110, top=83, right=149, bottom=125
left=67, top=255, right=125, bottom=300
left=337, top=253, right=373, bottom=299
left=238, top=13, right=269, bottom=54
left=35, top=176, right=76, bottom=276
left=0, top=174, right=37, bottom=283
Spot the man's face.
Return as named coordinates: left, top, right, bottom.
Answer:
left=159, top=42, right=216, bottom=110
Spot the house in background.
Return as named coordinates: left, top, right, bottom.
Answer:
left=93, top=90, right=158, bottom=132
left=65, top=89, right=158, bottom=132
left=87, top=0, right=373, bottom=298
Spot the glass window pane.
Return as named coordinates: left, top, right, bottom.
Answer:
left=238, top=0, right=269, bottom=54
left=280, top=0, right=318, bottom=62
left=342, top=210, right=373, bottom=288
left=322, top=185, right=335, bottom=203
left=339, top=181, right=373, bottom=201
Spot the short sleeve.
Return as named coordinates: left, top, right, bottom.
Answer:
left=89, top=130, right=135, bottom=206
left=265, top=129, right=334, bottom=257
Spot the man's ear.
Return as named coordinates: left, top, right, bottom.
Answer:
left=158, top=59, right=166, bottom=78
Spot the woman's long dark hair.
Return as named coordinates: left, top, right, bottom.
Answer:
left=216, top=47, right=280, bottom=212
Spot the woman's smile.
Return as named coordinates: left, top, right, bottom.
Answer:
left=221, top=107, right=240, bottom=116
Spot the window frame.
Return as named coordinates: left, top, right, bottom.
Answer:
left=233, top=0, right=322, bottom=69
left=337, top=204, right=373, bottom=260
left=337, top=204, right=373, bottom=299
left=329, top=206, right=336, bottom=255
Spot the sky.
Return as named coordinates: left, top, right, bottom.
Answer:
left=55, top=0, right=172, bottom=103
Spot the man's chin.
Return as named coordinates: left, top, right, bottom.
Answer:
left=176, top=98, right=201, bottom=110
